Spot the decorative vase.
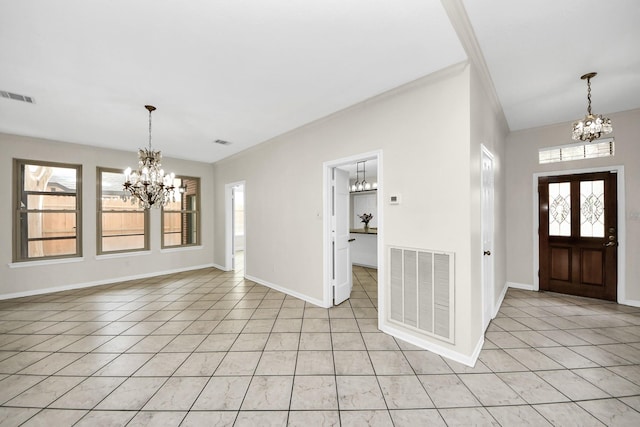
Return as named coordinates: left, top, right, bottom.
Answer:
left=364, top=223, right=369, bottom=232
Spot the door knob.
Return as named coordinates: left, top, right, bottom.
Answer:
left=603, top=241, right=617, bottom=247
left=483, top=250, right=491, bottom=256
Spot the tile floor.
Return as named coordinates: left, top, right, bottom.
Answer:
left=1, top=260, right=639, bottom=426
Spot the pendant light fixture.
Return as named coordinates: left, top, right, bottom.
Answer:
left=571, top=72, right=612, bottom=142
left=350, top=161, right=377, bottom=192
left=123, top=105, right=176, bottom=209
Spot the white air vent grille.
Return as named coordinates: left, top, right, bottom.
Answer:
left=389, top=246, right=454, bottom=343
left=0, top=91, right=35, bottom=104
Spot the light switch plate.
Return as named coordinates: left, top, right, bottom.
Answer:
left=389, top=194, right=401, bottom=205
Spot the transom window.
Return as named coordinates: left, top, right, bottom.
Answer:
left=98, top=168, right=149, bottom=254
left=13, top=159, right=82, bottom=262
left=539, top=138, right=614, bottom=164
left=162, top=176, right=200, bottom=248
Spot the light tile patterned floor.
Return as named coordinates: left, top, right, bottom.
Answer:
left=1, top=260, right=639, bottom=426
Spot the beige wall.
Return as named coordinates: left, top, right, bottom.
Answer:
left=0, top=133, right=215, bottom=298
left=506, top=108, right=640, bottom=304
left=213, top=62, right=500, bottom=361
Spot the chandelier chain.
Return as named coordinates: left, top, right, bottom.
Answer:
left=586, top=76, right=592, bottom=116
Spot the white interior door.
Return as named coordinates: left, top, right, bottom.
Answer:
left=481, top=147, right=495, bottom=330
left=333, top=167, right=352, bottom=305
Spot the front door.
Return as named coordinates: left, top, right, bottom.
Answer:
left=539, top=172, right=617, bottom=301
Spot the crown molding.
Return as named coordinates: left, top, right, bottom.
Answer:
left=441, top=0, right=508, bottom=128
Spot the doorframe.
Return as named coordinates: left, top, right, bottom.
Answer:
left=322, top=150, right=383, bottom=308
left=481, top=145, right=495, bottom=331
left=532, top=165, right=626, bottom=302
left=225, top=180, right=246, bottom=272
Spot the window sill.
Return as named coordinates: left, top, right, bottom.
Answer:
left=160, top=245, right=203, bottom=254
left=9, top=257, right=85, bottom=269
left=96, top=250, right=151, bottom=260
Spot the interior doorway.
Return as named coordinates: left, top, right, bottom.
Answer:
left=323, top=151, right=382, bottom=308
left=225, top=181, right=246, bottom=273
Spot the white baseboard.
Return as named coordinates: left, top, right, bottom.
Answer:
left=380, top=322, right=481, bottom=367
left=620, top=298, right=640, bottom=308
left=0, top=263, right=216, bottom=301
left=507, top=281, right=535, bottom=291
left=211, top=263, right=230, bottom=272
left=493, top=282, right=509, bottom=318
left=244, top=274, right=326, bottom=308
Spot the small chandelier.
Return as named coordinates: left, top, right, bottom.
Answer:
left=123, top=105, right=176, bottom=209
left=350, top=161, right=377, bottom=192
left=572, top=72, right=612, bottom=142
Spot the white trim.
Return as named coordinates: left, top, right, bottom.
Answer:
left=380, top=322, right=482, bottom=367
left=493, top=282, right=509, bottom=318
left=0, top=263, right=216, bottom=300
left=532, top=165, right=626, bottom=302
left=322, top=150, right=383, bottom=308
left=225, top=181, right=246, bottom=272
left=212, top=263, right=230, bottom=272
left=9, top=257, right=85, bottom=269
left=507, top=281, right=535, bottom=291
left=245, top=274, right=326, bottom=308
left=620, top=298, right=640, bottom=308
left=96, top=250, right=151, bottom=260
left=160, top=245, right=203, bottom=254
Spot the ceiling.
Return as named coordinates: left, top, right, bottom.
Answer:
left=1, top=0, right=639, bottom=163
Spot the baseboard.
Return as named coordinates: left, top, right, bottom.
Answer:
left=507, top=281, right=535, bottom=291
left=493, top=282, right=509, bottom=318
left=0, top=263, right=216, bottom=301
left=244, top=274, right=326, bottom=308
left=211, top=263, right=230, bottom=272
left=379, top=322, right=481, bottom=367
left=620, top=298, right=640, bottom=308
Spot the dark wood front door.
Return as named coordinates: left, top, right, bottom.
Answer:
left=539, top=172, right=617, bottom=301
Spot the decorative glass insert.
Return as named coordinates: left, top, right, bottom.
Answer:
left=549, top=182, right=571, bottom=236
left=580, top=180, right=605, bottom=237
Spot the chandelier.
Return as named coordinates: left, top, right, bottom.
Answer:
left=123, top=105, right=176, bottom=209
left=572, top=72, right=612, bottom=142
left=350, top=161, right=377, bottom=192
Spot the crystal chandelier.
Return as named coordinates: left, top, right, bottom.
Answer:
left=572, top=72, right=612, bottom=142
left=123, top=105, right=176, bottom=209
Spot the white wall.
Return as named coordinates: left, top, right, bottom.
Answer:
left=470, top=63, right=509, bottom=345
left=213, top=62, right=490, bottom=360
left=506, top=108, right=640, bottom=305
left=0, top=133, right=215, bottom=298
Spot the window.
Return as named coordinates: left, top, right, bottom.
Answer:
left=13, top=159, right=81, bottom=262
left=97, top=168, right=149, bottom=254
left=162, top=176, right=200, bottom=248
left=539, top=138, right=614, bottom=164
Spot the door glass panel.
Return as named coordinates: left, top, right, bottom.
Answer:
left=549, top=182, right=571, bottom=236
left=580, top=180, right=605, bottom=237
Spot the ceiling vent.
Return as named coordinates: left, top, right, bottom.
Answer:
left=0, top=90, right=35, bottom=104
left=213, top=139, right=232, bottom=146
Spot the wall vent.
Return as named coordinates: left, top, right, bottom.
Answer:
left=389, top=246, right=454, bottom=343
left=0, top=90, right=35, bottom=104
left=213, top=139, right=232, bottom=145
